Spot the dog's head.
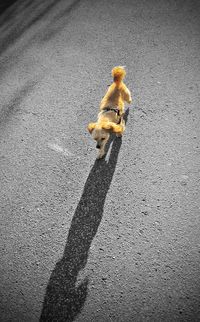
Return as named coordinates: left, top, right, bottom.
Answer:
left=87, top=121, right=124, bottom=149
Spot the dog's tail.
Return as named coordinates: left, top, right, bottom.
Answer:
left=112, top=66, right=126, bottom=83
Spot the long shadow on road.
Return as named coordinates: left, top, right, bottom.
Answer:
left=40, top=109, right=129, bottom=321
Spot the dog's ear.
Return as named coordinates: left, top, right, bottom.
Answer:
left=87, top=122, right=96, bottom=134
left=102, top=122, right=124, bottom=134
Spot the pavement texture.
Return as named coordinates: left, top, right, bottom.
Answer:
left=0, top=0, right=200, bottom=321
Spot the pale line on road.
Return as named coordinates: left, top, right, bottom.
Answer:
left=47, top=142, right=74, bottom=157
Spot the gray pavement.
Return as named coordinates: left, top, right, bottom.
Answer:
left=0, top=0, right=200, bottom=321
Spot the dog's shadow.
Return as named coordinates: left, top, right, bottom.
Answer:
left=40, top=109, right=129, bottom=322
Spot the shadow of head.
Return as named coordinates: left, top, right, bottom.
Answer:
left=40, top=109, right=130, bottom=321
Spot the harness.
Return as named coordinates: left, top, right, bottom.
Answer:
left=102, top=106, right=122, bottom=124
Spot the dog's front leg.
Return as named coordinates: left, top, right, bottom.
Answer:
left=97, top=146, right=106, bottom=159
left=116, top=117, right=125, bottom=137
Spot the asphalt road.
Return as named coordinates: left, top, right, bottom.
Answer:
left=0, top=0, right=200, bottom=321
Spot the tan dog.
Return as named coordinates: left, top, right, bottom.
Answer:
left=88, top=66, right=132, bottom=159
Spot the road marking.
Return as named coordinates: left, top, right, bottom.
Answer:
left=48, top=142, right=74, bottom=157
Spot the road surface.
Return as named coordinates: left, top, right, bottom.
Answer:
left=0, top=0, right=200, bottom=321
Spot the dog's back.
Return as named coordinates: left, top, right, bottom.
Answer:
left=100, top=66, right=132, bottom=112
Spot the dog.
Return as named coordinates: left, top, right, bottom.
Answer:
left=87, top=66, right=132, bottom=159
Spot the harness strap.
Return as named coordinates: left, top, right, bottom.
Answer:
left=102, top=106, right=123, bottom=124
left=102, top=106, right=120, bottom=116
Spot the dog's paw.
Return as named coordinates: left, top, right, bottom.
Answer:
left=116, top=133, right=122, bottom=138
left=97, top=152, right=105, bottom=160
